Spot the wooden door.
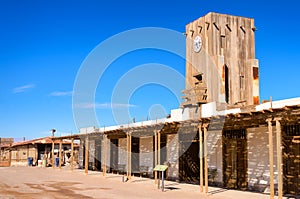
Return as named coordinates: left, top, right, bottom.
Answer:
left=222, top=129, right=248, bottom=190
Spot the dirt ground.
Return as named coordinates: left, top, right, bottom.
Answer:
left=0, top=167, right=277, bottom=199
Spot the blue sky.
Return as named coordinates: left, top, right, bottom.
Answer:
left=0, top=0, right=299, bottom=139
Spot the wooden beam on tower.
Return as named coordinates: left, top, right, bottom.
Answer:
left=85, top=136, right=89, bottom=175
left=267, top=118, right=274, bottom=199
left=275, top=118, right=283, bottom=199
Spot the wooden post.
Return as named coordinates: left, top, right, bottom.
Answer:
left=103, top=135, right=107, bottom=176
left=52, top=140, right=55, bottom=169
left=85, top=136, right=89, bottom=175
left=157, top=131, right=161, bottom=186
left=199, top=125, right=203, bottom=192
left=158, top=131, right=161, bottom=165
left=267, top=119, right=274, bottom=199
left=204, top=125, right=208, bottom=194
left=71, top=138, right=74, bottom=172
left=8, top=149, right=12, bottom=167
left=129, top=133, right=132, bottom=180
left=59, top=139, right=62, bottom=170
left=126, top=132, right=129, bottom=179
left=154, top=130, right=158, bottom=184
left=275, top=119, right=283, bottom=199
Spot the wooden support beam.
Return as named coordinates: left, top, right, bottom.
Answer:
left=129, top=133, right=132, bottom=180
left=71, top=138, right=74, bottom=172
left=158, top=131, right=161, bottom=165
left=8, top=149, right=11, bottom=167
left=126, top=132, right=129, bottom=179
left=157, top=131, right=161, bottom=187
left=154, top=130, right=158, bottom=184
left=204, top=125, right=208, bottom=194
left=199, top=125, right=203, bottom=193
left=103, top=135, right=107, bottom=176
left=267, top=119, right=274, bottom=199
left=275, top=119, right=283, bottom=199
left=59, top=139, right=62, bottom=170
left=85, top=136, right=89, bottom=175
left=52, top=141, right=55, bottom=169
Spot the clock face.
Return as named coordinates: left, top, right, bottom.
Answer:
left=193, top=35, right=202, bottom=53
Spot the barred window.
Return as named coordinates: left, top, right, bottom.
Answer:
left=222, top=129, right=246, bottom=139
left=284, top=125, right=300, bottom=136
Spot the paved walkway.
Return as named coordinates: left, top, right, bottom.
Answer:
left=0, top=166, right=283, bottom=199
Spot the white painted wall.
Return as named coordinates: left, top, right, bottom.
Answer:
left=166, top=134, right=179, bottom=179
left=207, top=130, right=223, bottom=184
left=139, top=136, right=153, bottom=173
left=118, top=138, right=127, bottom=167
left=247, top=126, right=278, bottom=191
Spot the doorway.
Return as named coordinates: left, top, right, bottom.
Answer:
left=222, top=129, right=248, bottom=190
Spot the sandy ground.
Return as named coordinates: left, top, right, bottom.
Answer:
left=0, top=166, right=278, bottom=199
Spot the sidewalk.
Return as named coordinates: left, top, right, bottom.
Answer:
left=0, top=166, right=283, bottom=199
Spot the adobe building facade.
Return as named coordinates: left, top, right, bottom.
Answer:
left=73, top=13, right=299, bottom=197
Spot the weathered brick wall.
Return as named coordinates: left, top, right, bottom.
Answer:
left=10, top=145, right=37, bottom=166
left=247, top=126, right=277, bottom=191
left=139, top=136, right=153, bottom=174
left=207, top=130, right=223, bottom=184
left=118, top=138, right=127, bottom=168
left=88, top=139, right=95, bottom=168
left=166, top=134, right=179, bottom=179
left=101, top=137, right=110, bottom=171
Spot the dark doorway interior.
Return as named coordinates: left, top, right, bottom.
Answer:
left=110, top=139, right=118, bottom=173
left=179, top=132, right=200, bottom=184
left=222, top=129, right=248, bottom=190
left=95, top=138, right=101, bottom=171
left=131, top=137, right=140, bottom=174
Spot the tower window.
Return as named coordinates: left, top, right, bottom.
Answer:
left=224, top=65, right=229, bottom=103
left=240, top=75, right=245, bottom=90
left=221, top=35, right=226, bottom=48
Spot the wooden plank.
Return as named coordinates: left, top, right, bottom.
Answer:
left=8, top=149, right=11, bottom=167
left=126, top=132, right=129, bottom=179
left=52, top=141, right=55, bottom=169
left=276, top=119, right=283, bottom=199
left=85, top=137, right=89, bottom=175
left=158, top=131, right=161, bottom=165
left=154, top=130, right=158, bottom=184
left=59, top=139, right=63, bottom=170
left=129, top=133, right=132, bottom=180
left=71, top=138, right=74, bottom=172
left=103, top=135, right=107, bottom=176
left=199, top=125, right=203, bottom=192
left=267, top=119, right=274, bottom=199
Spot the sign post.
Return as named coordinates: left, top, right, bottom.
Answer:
left=153, top=165, right=168, bottom=192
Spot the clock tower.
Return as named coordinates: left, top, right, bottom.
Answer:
left=182, top=12, right=260, bottom=111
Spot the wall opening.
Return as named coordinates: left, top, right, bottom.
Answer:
left=222, top=129, right=248, bottom=190
left=224, top=65, right=229, bottom=103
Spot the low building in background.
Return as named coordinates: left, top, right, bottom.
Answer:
left=0, top=137, right=79, bottom=167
